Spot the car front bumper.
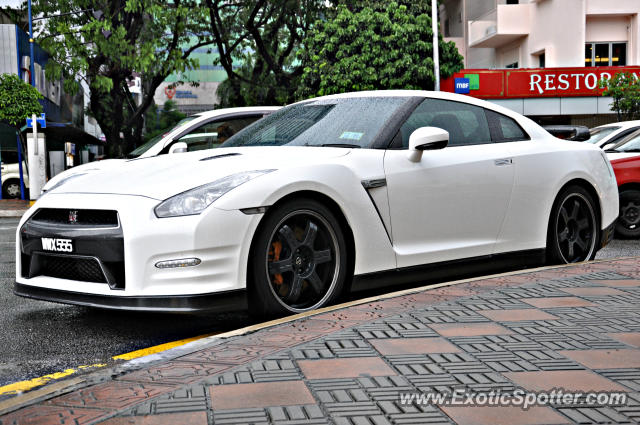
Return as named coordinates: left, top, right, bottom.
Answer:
left=15, top=193, right=262, bottom=310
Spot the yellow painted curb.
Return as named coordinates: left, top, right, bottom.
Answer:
left=112, top=333, right=218, bottom=361
left=0, top=364, right=106, bottom=398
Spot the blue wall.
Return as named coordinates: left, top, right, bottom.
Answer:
left=15, top=26, right=63, bottom=122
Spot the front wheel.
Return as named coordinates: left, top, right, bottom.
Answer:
left=616, top=190, right=640, bottom=238
left=2, top=180, right=21, bottom=199
left=248, top=199, right=348, bottom=317
left=547, top=186, right=600, bottom=264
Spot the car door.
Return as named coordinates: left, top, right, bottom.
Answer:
left=383, top=98, right=515, bottom=268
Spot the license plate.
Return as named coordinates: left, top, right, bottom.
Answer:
left=41, top=237, right=73, bottom=253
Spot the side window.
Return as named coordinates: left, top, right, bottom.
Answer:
left=485, top=110, right=530, bottom=142
left=609, top=127, right=640, bottom=145
left=178, top=116, right=262, bottom=151
left=398, top=99, right=492, bottom=148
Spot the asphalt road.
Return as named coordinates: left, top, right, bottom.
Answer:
left=0, top=216, right=638, bottom=395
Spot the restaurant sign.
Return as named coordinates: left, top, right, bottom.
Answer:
left=442, top=66, right=640, bottom=99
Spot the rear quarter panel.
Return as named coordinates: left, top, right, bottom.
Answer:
left=497, top=139, right=618, bottom=253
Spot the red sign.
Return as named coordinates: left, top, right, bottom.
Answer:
left=441, top=66, right=640, bottom=99
left=164, top=86, right=176, bottom=99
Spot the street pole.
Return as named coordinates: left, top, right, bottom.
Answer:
left=28, top=0, right=35, bottom=88
left=432, top=0, right=440, bottom=91
left=28, top=0, right=37, bottom=155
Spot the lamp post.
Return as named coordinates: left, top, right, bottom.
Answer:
left=432, top=0, right=440, bottom=91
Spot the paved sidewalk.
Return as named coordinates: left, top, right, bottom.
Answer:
left=0, top=201, right=29, bottom=218
left=1, top=258, right=640, bottom=424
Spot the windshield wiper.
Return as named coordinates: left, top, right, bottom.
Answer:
left=620, top=149, right=640, bottom=153
left=320, top=143, right=361, bottom=148
left=604, top=149, right=619, bottom=153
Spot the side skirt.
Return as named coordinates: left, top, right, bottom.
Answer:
left=350, top=249, right=546, bottom=293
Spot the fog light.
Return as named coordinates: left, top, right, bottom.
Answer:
left=155, top=258, right=201, bottom=269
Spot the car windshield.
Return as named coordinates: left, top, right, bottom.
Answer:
left=221, top=97, right=412, bottom=149
left=126, top=116, right=199, bottom=158
left=587, top=126, right=620, bottom=144
left=607, top=131, right=640, bottom=153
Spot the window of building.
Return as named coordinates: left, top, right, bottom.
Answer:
left=398, top=99, right=492, bottom=148
left=585, top=42, right=627, bottom=67
left=612, top=43, right=627, bottom=66
left=506, top=0, right=519, bottom=4
left=505, top=62, right=518, bottom=69
left=538, top=53, right=545, bottom=68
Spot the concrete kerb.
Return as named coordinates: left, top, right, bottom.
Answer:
left=0, top=255, right=636, bottom=415
left=0, top=211, right=26, bottom=218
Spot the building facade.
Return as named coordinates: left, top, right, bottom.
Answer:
left=440, top=0, right=640, bottom=126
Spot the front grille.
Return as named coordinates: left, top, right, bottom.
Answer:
left=28, top=253, right=107, bottom=283
left=30, top=209, right=119, bottom=227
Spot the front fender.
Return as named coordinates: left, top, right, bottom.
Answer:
left=214, top=163, right=397, bottom=275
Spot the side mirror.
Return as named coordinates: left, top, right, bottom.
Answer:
left=169, top=141, right=188, bottom=154
left=408, top=127, right=449, bottom=162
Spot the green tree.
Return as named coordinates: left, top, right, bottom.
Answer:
left=297, top=2, right=463, bottom=99
left=600, top=72, right=640, bottom=121
left=144, top=100, right=186, bottom=141
left=34, top=0, right=212, bottom=157
left=204, top=0, right=325, bottom=107
left=0, top=73, right=43, bottom=128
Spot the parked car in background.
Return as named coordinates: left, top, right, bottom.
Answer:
left=41, top=107, right=280, bottom=194
left=16, top=91, right=618, bottom=316
left=588, top=120, right=640, bottom=149
left=606, top=131, right=640, bottom=238
left=1, top=160, right=29, bottom=198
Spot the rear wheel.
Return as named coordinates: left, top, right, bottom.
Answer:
left=248, top=199, right=348, bottom=317
left=547, top=186, right=599, bottom=264
left=616, top=190, right=640, bottom=238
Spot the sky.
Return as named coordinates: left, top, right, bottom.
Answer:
left=0, top=0, right=23, bottom=8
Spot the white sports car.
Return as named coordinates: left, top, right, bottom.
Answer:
left=15, top=91, right=618, bottom=316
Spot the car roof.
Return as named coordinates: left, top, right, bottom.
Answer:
left=193, top=106, right=281, bottom=119
left=593, top=120, right=640, bottom=130
left=291, top=90, right=549, bottom=139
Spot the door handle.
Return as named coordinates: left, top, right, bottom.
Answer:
left=494, top=158, right=513, bottom=166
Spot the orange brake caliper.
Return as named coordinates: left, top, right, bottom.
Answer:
left=270, top=241, right=284, bottom=285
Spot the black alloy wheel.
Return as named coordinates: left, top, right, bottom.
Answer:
left=548, top=186, right=599, bottom=264
left=249, top=199, right=347, bottom=317
left=616, top=190, right=640, bottom=238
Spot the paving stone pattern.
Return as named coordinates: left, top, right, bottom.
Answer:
left=1, top=258, right=640, bottom=424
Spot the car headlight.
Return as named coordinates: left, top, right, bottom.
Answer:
left=154, top=170, right=275, bottom=218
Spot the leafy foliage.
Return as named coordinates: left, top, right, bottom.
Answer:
left=600, top=72, right=640, bottom=121
left=0, top=73, right=43, bottom=128
left=34, top=0, right=211, bottom=156
left=204, top=0, right=325, bottom=107
left=143, top=100, right=186, bottom=142
left=297, top=2, right=463, bottom=99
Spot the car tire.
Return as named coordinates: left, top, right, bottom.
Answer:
left=248, top=198, right=348, bottom=318
left=547, top=185, right=600, bottom=264
left=616, top=190, right=640, bottom=239
left=2, top=179, right=22, bottom=199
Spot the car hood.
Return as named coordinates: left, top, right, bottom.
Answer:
left=48, top=147, right=351, bottom=200
left=43, top=159, right=126, bottom=191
